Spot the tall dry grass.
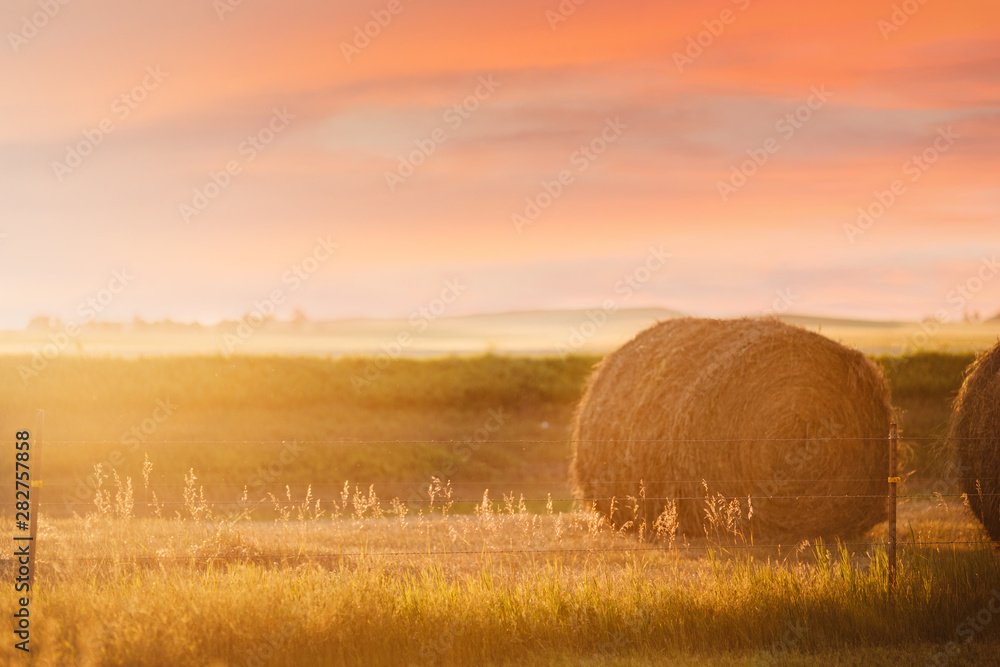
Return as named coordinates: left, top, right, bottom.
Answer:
left=1, top=455, right=996, bottom=666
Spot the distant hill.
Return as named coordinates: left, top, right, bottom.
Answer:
left=776, top=313, right=909, bottom=330
left=2, top=308, right=999, bottom=356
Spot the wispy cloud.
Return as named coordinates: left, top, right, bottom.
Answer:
left=0, top=0, right=996, bottom=326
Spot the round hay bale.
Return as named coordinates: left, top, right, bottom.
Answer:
left=948, top=341, right=1000, bottom=541
left=570, top=317, right=893, bottom=540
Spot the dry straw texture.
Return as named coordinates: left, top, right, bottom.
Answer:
left=571, top=317, right=893, bottom=540
left=948, top=341, right=1000, bottom=541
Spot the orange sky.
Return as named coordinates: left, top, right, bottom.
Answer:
left=1, top=0, right=998, bottom=326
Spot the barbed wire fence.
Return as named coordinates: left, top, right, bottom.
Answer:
left=8, top=424, right=998, bottom=591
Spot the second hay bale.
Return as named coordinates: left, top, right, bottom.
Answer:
left=948, top=340, right=1000, bottom=541
left=570, top=317, right=893, bottom=539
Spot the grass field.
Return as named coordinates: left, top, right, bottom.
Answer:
left=2, top=498, right=998, bottom=666
left=2, top=350, right=998, bottom=665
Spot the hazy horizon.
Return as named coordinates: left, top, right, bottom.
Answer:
left=7, top=303, right=1000, bottom=330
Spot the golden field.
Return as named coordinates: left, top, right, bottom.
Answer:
left=1, top=348, right=998, bottom=666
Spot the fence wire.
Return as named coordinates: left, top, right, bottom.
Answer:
left=34, top=492, right=1000, bottom=510
left=26, top=541, right=993, bottom=566
left=7, top=430, right=997, bottom=570
left=33, top=436, right=992, bottom=445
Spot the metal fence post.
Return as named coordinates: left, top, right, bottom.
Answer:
left=888, top=422, right=899, bottom=592
left=28, top=410, right=44, bottom=589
